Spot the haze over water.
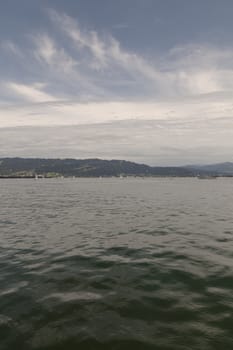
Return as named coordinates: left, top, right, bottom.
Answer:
left=0, top=178, right=233, bottom=349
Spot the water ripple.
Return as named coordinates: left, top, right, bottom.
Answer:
left=0, top=178, right=233, bottom=349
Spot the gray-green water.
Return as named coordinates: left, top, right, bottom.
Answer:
left=0, top=178, right=233, bottom=349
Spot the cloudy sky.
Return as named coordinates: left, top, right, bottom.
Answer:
left=1, top=0, right=233, bottom=165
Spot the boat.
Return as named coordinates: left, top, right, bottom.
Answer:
left=35, top=174, right=44, bottom=179
left=197, top=175, right=217, bottom=179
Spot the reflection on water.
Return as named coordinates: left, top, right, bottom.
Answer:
left=0, top=178, right=233, bottom=349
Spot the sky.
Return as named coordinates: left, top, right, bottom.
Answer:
left=1, top=0, right=233, bottom=165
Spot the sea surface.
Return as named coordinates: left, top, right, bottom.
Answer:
left=0, top=178, right=233, bottom=350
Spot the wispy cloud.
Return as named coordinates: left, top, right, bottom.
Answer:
left=2, top=9, right=233, bottom=103
left=48, top=9, right=163, bottom=84
left=33, top=33, right=78, bottom=73
left=48, top=9, right=109, bottom=69
left=1, top=40, right=23, bottom=58
left=47, top=10, right=233, bottom=97
left=6, top=82, right=57, bottom=103
left=1, top=8, right=233, bottom=163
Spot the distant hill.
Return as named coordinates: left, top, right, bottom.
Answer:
left=1, top=158, right=233, bottom=178
left=0, top=158, right=193, bottom=177
left=187, top=162, right=233, bottom=175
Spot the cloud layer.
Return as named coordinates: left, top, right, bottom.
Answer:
left=0, top=8, right=233, bottom=164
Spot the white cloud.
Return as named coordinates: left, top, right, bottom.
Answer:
left=33, top=33, right=77, bottom=73
left=0, top=97, right=233, bottom=129
left=1, top=10, right=233, bottom=163
left=1, top=118, right=233, bottom=165
left=49, top=9, right=108, bottom=68
left=47, top=11, right=233, bottom=99
left=48, top=9, right=162, bottom=88
left=6, top=82, right=57, bottom=103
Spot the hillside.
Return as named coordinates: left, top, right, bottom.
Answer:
left=187, top=162, right=233, bottom=175
left=0, top=158, right=193, bottom=177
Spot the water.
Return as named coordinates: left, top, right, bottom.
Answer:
left=0, top=178, right=233, bottom=349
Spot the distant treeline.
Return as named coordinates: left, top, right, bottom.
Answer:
left=0, top=158, right=193, bottom=177
left=0, top=157, right=232, bottom=177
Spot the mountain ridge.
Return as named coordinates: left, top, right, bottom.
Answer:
left=1, top=157, right=233, bottom=177
left=0, top=157, right=193, bottom=177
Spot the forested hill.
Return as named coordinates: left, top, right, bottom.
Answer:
left=0, top=158, right=194, bottom=177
